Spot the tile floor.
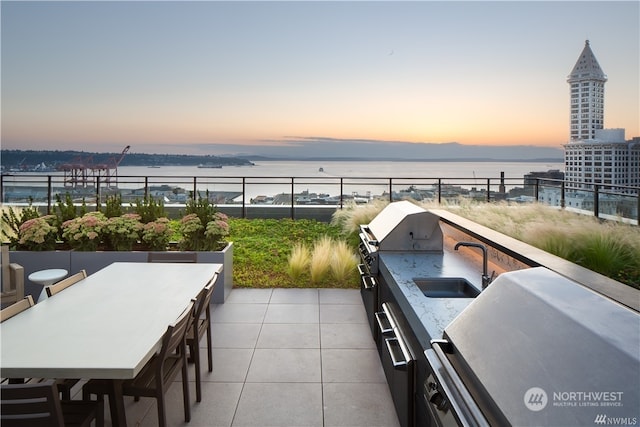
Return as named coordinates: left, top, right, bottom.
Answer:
left=83, top=288, right=400, bottom=427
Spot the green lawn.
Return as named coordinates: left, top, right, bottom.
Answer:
left=228, top=218, right=359, bottom=288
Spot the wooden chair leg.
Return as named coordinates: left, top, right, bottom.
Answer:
left=206, top=324, right=213, bottom=372
left=193, top=343, right=202, bottom=402
left=181, top=354, right=191, bottom=423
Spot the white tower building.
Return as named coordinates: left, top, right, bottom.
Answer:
left=567, top=40, right=607, bottom=141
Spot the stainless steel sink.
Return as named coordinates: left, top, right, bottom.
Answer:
left=413, top=277, right=480, bottom=298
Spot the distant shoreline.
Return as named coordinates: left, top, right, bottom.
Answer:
left=245, top=157, right=563, bottom=163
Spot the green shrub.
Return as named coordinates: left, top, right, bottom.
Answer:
left=184, top=191, right=218, bottom=225
left=103, top=194, right=124, bottom=218
left=132, top=195, right=166, bottom=223
left=54, top=193, right=87, bottom=227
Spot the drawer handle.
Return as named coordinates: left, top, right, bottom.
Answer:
left=362, top=275, right=376, bottom=290
left=357, top=264, right=367, bottom=276
left=375, top=311, right=393, bottom=335
left=385, top=337, right=409, bottom=369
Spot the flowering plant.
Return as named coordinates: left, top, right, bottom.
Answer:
left=205, top=212, right=230, bottom=247
left=17, top=215, right=58, bottom=251
left=141, top=217, right=174, bottom=251
left=61, top=212, right=107, bottom=251
left=103, top=213, right=143, bottom=251
left=178, top=212, right=229, bottom=251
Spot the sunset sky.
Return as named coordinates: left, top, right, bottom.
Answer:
left=2, top=1, right=638, bottom=155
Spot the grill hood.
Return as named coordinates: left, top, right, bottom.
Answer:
left=363, top=201, right=443, bottom=252
left=437, top=267, right=640, bottom=426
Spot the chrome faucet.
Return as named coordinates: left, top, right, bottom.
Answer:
left=454, top=242, right=493, bottom=289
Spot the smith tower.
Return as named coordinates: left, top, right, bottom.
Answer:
left=567, top=40, right=607, bottom=141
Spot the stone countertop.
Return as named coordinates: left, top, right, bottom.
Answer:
left=379, top=250, right=482, bottom=348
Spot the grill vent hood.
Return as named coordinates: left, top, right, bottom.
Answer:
left=364, top=201, right=443, bottom=252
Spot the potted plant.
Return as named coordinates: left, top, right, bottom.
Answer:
left=141, top=217, right=174, bottom=251
left=103, top=213, right=144, bottom=251
left=16, top=215, right=59, bottom=251
left=177, top=212, right=229, bottom=252
left=61, top=212, right=107, bottom=251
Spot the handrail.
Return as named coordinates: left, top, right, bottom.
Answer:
left=1, top=173, right=638, bottom=224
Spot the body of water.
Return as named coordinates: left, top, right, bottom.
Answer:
left=119, top=160, right=564, bottom=180
left=116, top=160, right=564, bottom=201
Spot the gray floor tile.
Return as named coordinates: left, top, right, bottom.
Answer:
left=320, top=303, right=368, bottom=323
left=321, top=349, right=386, bottom=383
left=225, top=288, right=273, bottom=303
left=208, top=348, right=254, bottom=382
left=211, top=303, right=268, bottom=323
left=319, top=288, right=362, bottom=304
left=256, top=323, right=320, bottom=349
left=246, top=348, right=321, bottom=383
left=323, top=383, right=400, bottom=427
left=264, top=303, right=319, bottom=323
left=140, top=382, right=243, bottom=427
left=320, top=323, right=376, bottom=349
left=270, top=288, right=319, bottom=303
left=100, top=394, right=155, bottom=427
left=126, top=289, right=398, bottom=426
left=211, top=323, right=262, bottom=348
left=232, top=383, right=323, bottom=427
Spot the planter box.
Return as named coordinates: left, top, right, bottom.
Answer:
left=10, top=242, right=233, bottom=304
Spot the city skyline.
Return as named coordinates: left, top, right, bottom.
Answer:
left=2, top=1, right=639, bottom=156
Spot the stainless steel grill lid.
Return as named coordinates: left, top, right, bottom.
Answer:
left=441, top=267, right=640, bottom=426
left=364, top=201, right=443, bottom=252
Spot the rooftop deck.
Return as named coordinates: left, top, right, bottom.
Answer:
left=74, top=288, right=399, bottom=427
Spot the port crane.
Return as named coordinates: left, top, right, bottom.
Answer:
left=58, top=145, right=130, bottom=189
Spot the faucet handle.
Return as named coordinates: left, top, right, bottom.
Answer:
left=483, top=271, right=496, bottom=288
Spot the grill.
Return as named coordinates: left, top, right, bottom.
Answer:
left=423, top=267, right=640, bottom=426
left=358, top=201, right=443, bottom=275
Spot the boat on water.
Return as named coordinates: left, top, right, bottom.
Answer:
left=319, top=167, right=324, bottom=172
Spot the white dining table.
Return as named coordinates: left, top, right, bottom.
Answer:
left=0, top=261, right=222, bottom=426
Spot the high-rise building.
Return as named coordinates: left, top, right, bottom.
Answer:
left=564, top=41, right=639, bottom=192
left=567, top=40, right=607, bottom=141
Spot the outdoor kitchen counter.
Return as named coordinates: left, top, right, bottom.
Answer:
left=379, top=250, right=482, bottom=349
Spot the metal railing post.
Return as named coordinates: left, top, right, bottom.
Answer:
left=340, top=178, right=344, bottom=209
left=561, top=181, right=566, bottom=209
left=95, top=176, right=101, bottom=211
left=438, top=179, right=442, bottom=204
left=389, top=178, right=393, bottom=203
left=637, top=188, right=640, bottom=225
left=242, top=177, right=247, bottom=219
left=47, top=176, right=53, bottom=215
left=534, top=179, right=540, bottom=201
left=594, top=185, right=600, bottom=219
left=192, top=177, right=197, bottom=198
left=144, top=176, right=149, bottom=200
left=486, top=179, right=491, bottom=203
left=290, top=178, right=295, bottom=220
